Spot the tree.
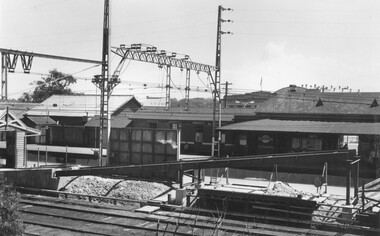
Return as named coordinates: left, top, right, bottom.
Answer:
left=0, top=173, right=23, bottom=236
left=19, top=69, right=77, bottom=103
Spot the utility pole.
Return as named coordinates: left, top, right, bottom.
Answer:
left=212, top=5, right=232, bottom=159
left=222, top=81, right=232, bottom=108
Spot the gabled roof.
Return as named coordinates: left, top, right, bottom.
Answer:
left=0, top=109, right=40, bottom=134
left=218, top=119, right=380, bottom=135
left=256, top=90, right=380, bottom=116
left=26, top=94, right=140, bottom=117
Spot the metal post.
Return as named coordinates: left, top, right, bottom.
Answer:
left=186, top=194, right=191, bottom=207
left=198, top=168, right=201, bottom=185
left=65, top=145, right=68, bottom=166
left=24, top=135, right=27, bottom=167
left=346, top=160, right=352, bottom=205
left=179, top=170, right=183, bottom=188
left=185, top=69, right=190, bottom=111
left=1, top=53, right=8, bottom=100
left=177, top=126, right=181, bottom=161
left=324, top=162, right=328, bottom=194
left=362, top=180, right=365, bottom=211
left=165, top=65, right=171, bottom=110
left=354, top=160, right=360, bottom=200
left=274, top=164, right=278, bottom=181
left=37, top=147, right=40, bottom=167
left=45, top=146, right=48, bottom=166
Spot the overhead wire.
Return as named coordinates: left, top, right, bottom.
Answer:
left=8, top=64, right=100, bottom=97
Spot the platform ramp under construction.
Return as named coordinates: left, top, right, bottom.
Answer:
left=54, top=150, right=356, bottom=182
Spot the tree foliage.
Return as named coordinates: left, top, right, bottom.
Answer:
left=171, top=98, right=213, bottom=108
left=19, top=69, right=77, bottom=103
left=0, top=173, right=23, bottom=236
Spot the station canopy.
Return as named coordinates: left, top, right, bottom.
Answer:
left=0, top=109, right=40, bottom=134
left=218, top=119, right=380, bottom=135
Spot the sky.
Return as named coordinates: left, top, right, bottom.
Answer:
left=1, top=0, right=380, bottom=101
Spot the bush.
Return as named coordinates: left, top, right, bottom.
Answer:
left=0, top=173, right=23, bottom=236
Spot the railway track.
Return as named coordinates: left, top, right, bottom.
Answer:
left=20, top=194, right=364, bottom=236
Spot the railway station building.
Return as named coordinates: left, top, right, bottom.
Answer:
left=219, top=85, right=380, bottom=178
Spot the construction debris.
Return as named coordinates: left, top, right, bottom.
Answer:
left=267, top=181, right=312, bottom=198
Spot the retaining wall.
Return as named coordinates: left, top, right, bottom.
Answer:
left=0, top=168, right=67, bottom=190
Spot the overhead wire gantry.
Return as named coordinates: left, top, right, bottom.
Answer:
left=0, top=48, right=102, bottom=100
left=111, top=44, right=217, bottom=110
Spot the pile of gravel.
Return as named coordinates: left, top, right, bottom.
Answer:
left=62, top=176, right=170, bottom=201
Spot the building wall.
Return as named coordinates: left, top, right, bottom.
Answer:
left=221, top=131, right=341, bottom=157
left=132, top=119, right=214, bottom=156
left=15, top=130, right=25, bottom=168
left=109, top=128, right=177, bottom=166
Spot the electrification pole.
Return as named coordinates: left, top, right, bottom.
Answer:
left=212, top=5, right=232, bottom=158
left=92, top=0, right=119, bottom=166
left=210, top=5, right=232, bottom=184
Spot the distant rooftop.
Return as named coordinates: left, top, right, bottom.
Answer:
left=0, top=101, right=37, bottom=118
left=26, top=94, right=136, bottom=117
left=256, top=85, right=380, bottom=116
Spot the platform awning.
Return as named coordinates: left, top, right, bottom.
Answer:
left=218, top=119, right=380, bottom=135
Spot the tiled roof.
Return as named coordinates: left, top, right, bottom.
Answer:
left=256, top=91, right=380, bottom=115
left=26, top=94, right=136, bottom=117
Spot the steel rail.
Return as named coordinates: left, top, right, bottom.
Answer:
left=20, top=198, right=271, bottom=235
left=20, top=191, right=369, bottom=235
left=22, top=210, right=194, bottom=236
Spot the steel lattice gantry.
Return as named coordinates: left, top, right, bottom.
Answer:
left=111, top=45, right=217, bottom=110
left=0, top=48, right=102, bottom=100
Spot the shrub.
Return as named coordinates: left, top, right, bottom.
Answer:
left=0, top=173, right=23, bottom=236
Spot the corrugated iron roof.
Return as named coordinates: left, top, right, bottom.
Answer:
left=0, top=102, right=37, bottom=118
left=26, top=94, right=135, bottom=117
left=85, top=116, right=131, bottom=128
left=218, top=119, right=380, bottom=135
left=123, top=106, right=257, bottom=122
left=128, top=110, right=235, bottom=122
left=25, top=116, right=57, bottom=125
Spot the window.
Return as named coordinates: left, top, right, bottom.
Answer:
left=195, top=125, right=203, bottom=143
left=292, top=137, right=322, bottom=151
left=171, top=123, right=178, bottom=130
left=239, top=134, right=247, bottom=146
left=149, top=122, right=157, bottom=129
